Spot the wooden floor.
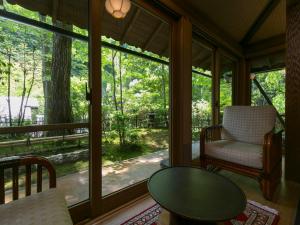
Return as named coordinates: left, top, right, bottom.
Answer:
left=84, top=160, right=300, bottom=225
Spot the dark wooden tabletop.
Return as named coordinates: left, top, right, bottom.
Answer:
left=148, top=167, right=246, bottom=223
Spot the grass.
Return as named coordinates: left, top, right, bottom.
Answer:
left=56, top=160, right=89, bottom=177
left=102, top=128, right=169, bottom=165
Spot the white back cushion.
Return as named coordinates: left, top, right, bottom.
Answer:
left=221, top=106, right=276, bottom=145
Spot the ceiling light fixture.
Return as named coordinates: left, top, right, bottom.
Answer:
left=105, top=0, right=131, bottom=19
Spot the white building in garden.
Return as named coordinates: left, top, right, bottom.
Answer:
left=0, top=96, right=39, bottom=126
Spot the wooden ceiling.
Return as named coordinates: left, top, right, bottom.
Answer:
left=176, top=0, right=286, bottom=72
left=5, top=0, right=286, bottom=72
left=177, top=0, right=285, bottom=45
left=6, top=0, right=171, bottom=58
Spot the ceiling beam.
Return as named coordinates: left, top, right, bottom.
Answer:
left=240, top=0, right=281, bottom=45
left=192, top=50, right=211, bottom=61
left=120, top=8, right=140, bottom=43
left=167, top=0, right=243, bottom=57
left=250, top=63, right=285, bottom=73
left=244, top=34, right=285, bottom=59
left=193, top=50, right=206, bottom=62
left=142, top=22, right=164, bottom=50
left=160, top=44, right=169, bottom=56
left=197, top=56, right=212, bottom=68
left=194, top=54, right=211, bottom=66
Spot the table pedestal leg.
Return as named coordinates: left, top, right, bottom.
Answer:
left=169, top=213, right=216, bottom=225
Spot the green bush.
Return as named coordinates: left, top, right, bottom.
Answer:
left=127, top=129, right=140, bottom=144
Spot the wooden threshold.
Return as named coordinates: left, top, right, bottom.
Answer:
left=77, top=193, right=151, bottom=225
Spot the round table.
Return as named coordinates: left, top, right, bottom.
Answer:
left=147, top=167, right=246, bottom=225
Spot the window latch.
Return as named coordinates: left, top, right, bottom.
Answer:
left=86, top=83, right=91, bottom=101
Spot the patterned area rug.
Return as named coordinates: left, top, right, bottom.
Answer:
left=121, top=204, right=161, bottom=225
left=224, top=200, right=279, bottom=225
left=120, top=200, right=279, bottom=225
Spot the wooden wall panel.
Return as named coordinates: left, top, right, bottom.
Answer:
left=286, top=2, right=300, bottom=183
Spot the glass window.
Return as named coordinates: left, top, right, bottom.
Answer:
left=101, top=4, right=170, bottom=196
left=219, top=55, right=235, bottom=121
left=0, top=1, right=89, bottom=206
left=191, top=36, right=213, bottom=160
left=251, top=69, right=285, bottom=130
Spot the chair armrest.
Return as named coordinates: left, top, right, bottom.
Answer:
left=200, top=125, right=222, bottom=156
left=263, top=130, right=283, bottom=174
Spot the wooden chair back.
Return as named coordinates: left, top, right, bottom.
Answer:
left=0, top=156, right=56, bottom=204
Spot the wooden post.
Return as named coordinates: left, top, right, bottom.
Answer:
left=234, top=58, right=251, bottom=105
left=212, top=49, right=220, bottom=125
left=170, top=16, right=192, bottom=166
left=89, top=0, right=103, bottom=217
left=286, top=2, right=300, bottom=183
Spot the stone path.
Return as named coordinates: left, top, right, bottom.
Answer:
left=58, top=149, right=169, bottom=205
left=5, top=142, right=200, bottom=206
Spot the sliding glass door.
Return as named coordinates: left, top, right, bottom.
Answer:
left=0, top=0, right=90, bottom=206
left=0, top=0, right=176, bottom=220
left=100, top=2, right=171, bottom=197
left=219, top=54, right=236, bottom=123
left=191, top=34, right=213, bottom=160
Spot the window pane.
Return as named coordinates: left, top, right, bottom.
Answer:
left=191, top=37, right=212, bottom=160
left=101, top=4, right=170, bottom=196
left=0, top=1, right=89, bottom=206
left=220, top=55, right=234, bottom=121
left=251, top=69, right=285, bottom=130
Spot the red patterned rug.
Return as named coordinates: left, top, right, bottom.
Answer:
left=120, top=200, right=279, bottom=225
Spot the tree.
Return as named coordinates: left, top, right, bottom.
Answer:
left=5, top=48, right=12, bottom=127
left=47, top=22, right=73, bottom=125
left=252, top=70, right=285, bottom=115
left=39, top=14, right=52, bottom=124
left=0, top=19, right=41, bottom=127
left=109, top=49, right=126, bottom=145
left=160, top=64, right=168, bottom=127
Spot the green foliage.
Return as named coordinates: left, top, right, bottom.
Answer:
left=127, top=129, right=140, bottom=144
left=192, top=71, right=213, bottom=140
left=102, top=128, right=168, bottom=164
left=251, top=70, right=285, bottom=115
left=220, top=72, right=233, bottom=114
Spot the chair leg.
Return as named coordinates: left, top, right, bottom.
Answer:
left=261, top=162, right=282, bottom=201
left=261, top=178, right=273, bottom=200
left=200, top=158, right=207, bottom=169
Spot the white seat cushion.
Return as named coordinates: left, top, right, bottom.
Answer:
left=0, top=189, right=73, bottom=225
left=205, top=140, right=263, bottom=169
left=222, top=106, right=276, bottom=145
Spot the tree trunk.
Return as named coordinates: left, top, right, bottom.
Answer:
left=21, top=48, right=37, bottom=125
left=119, top=52, right=125, bottom=145
left=48, top=22, right=73, bottom=126
left=119, top=52, right=124, bottom=115
left=111, top=50, right=118, bottom=111
left=161, top=64, right=168, bottom=128
left=18, top=43, right=27, bottom=126
left=6, top=50, right=12, bottom=127
left=39, top=14, right=52, bottom=124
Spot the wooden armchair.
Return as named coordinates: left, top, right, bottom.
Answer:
left=200, top=106, right=282, bottom=200
left=0, top=155, right=56, bottom=203
left=0, top=156, right=73, bottom=225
